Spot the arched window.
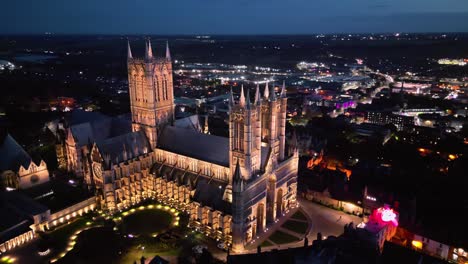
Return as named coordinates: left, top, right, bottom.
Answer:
left=234, top=121, right=244, bottom=151
left=153, top=77, right=160, bottom=102
left=163, top=75, right=168, bottom=100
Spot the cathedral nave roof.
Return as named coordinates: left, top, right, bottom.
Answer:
left=158, top=125, right=230, bottom=167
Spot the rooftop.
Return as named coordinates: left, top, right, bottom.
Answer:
left=0, top=133, right=33, bottom=171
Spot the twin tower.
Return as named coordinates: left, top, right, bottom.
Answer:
left=229, top=82, right=288, bottom=180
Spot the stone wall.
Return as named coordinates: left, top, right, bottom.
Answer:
left=305, top=190, right=363, bottom=215
left=47, top=197, right=97, bottom=228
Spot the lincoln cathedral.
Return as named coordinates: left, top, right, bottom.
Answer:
left=62, top=40, right=298, bottom=252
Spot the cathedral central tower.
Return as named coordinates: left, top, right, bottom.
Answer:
left=127, top=40, right=174, bottom=149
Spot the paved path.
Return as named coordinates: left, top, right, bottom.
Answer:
left=235, top=197, right=363, bottom=255
left=244, top=206, right=299, bottom=251
left=288, top=218, right=308, bottom=223
left=278, top=227, right=304, bottom=239
left=298, top=197, right=362, bottom=241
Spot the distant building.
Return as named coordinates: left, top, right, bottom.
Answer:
left=392, top=82, right=431, bottom=95
left=382, top=241, right=450, bottom=264
left=352, top=123, right=392, bottom=144
left=366, top=111, right=414, bottom=131
left=396, top=108, right=445, bottom=117
left=357, top=206, right=399, bottom=251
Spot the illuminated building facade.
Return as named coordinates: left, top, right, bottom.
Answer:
left=63, top=40, right=298, bottom=251
left=0, top=133, right=50, bottom=190
left=357, top=206, right=399, bottom=251
left=366, top=111, right=414, bottom=131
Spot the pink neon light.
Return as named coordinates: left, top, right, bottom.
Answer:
left=381, top=209, right=396, bottom=222
left=378, top=207, right=398, bottom=226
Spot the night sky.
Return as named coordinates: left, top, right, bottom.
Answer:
left=2, top=0, right=468, bottom=34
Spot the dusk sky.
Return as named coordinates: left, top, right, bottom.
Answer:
left=2, top=0, right=468, bottom=34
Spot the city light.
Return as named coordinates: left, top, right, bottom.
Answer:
left=376, top=206, right=398, bottom=226
left=412, top=240, right=423, bottom=249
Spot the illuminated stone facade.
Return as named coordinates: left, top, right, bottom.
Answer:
left=0, top=133, right=50, bottom=190
left=64, top=40, right=298, bottom=252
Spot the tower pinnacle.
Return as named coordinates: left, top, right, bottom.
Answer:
left=229, top=87, right=235, bottom=109
left=254, top=83, right=261, bottom=105
left=127, top=40, right=133, bottom=59
left=280, top=80, right=287, bottom=98
left=239, top=85, right=246, bottom=107
left=145, top=39, right=153, bottom=60
left=264, top=82, right=269, bottom=99
left=269, top=82, right=277, bottom=101
left=246, top=88, right=251, bottom=109
left=233, top=159, right=243, bottom=182
left=166, top=41, right=171, bottom=60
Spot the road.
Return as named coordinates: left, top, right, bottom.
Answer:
left=359, top=71, right=394, bottom=105
left=298, top=197, right=362, bottom=241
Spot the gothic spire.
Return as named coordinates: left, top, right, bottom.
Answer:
left=269, top=82, right=277, bottom=101
left=145, top=38, right=153, bottom=60
left=246, top=88, right=251, bottom=109
left=166, top=40, right=171, bottom=60
left=254, top=83, right=261, bottom=105
left=264, top=82, right=270, bottom=99
left=239, top=85, right=246, bottom=107
left=233, top=159, right=243, bottom=182
left=229, top=86, right=235, bottom=109
left=127, top=40, right=133, bottom=59
left=280, top=80, right=287, bottom=98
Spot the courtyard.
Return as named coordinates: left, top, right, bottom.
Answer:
left=49, top=203, right=225, bottom=263
left=119, top=207, right=174, bottom=237
left=3, top=202, right=228, bottom=264
left=251, top=199, right=363, bottom=252
left=259, top=210, right=309, bottom=248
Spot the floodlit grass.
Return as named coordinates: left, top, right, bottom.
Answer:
left=47, top=217, right=91, bottom=259
left=281, top=220, right=308, bottom=235
left=291, top=211, right=307, bottom=221
left=269, top=230, right=300, bottom=244
left=121, top=209, right=173, bottom=236
left=260, top=240, right=273, bottom=247
left=57, top=227, right=120, bottom=264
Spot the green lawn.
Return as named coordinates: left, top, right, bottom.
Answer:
left=268, top=230, right=300, bottom=244
left=281, top=220, right=308, bottom=235
left=291, top=211, right=307, bottom=221
left=57, top=227, right=121, bottom=264
left=260, top=240, right=273, bottom=247
left=121, top=209, right=173, bottom=236
left=46, top=216, right=93, bottom=260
